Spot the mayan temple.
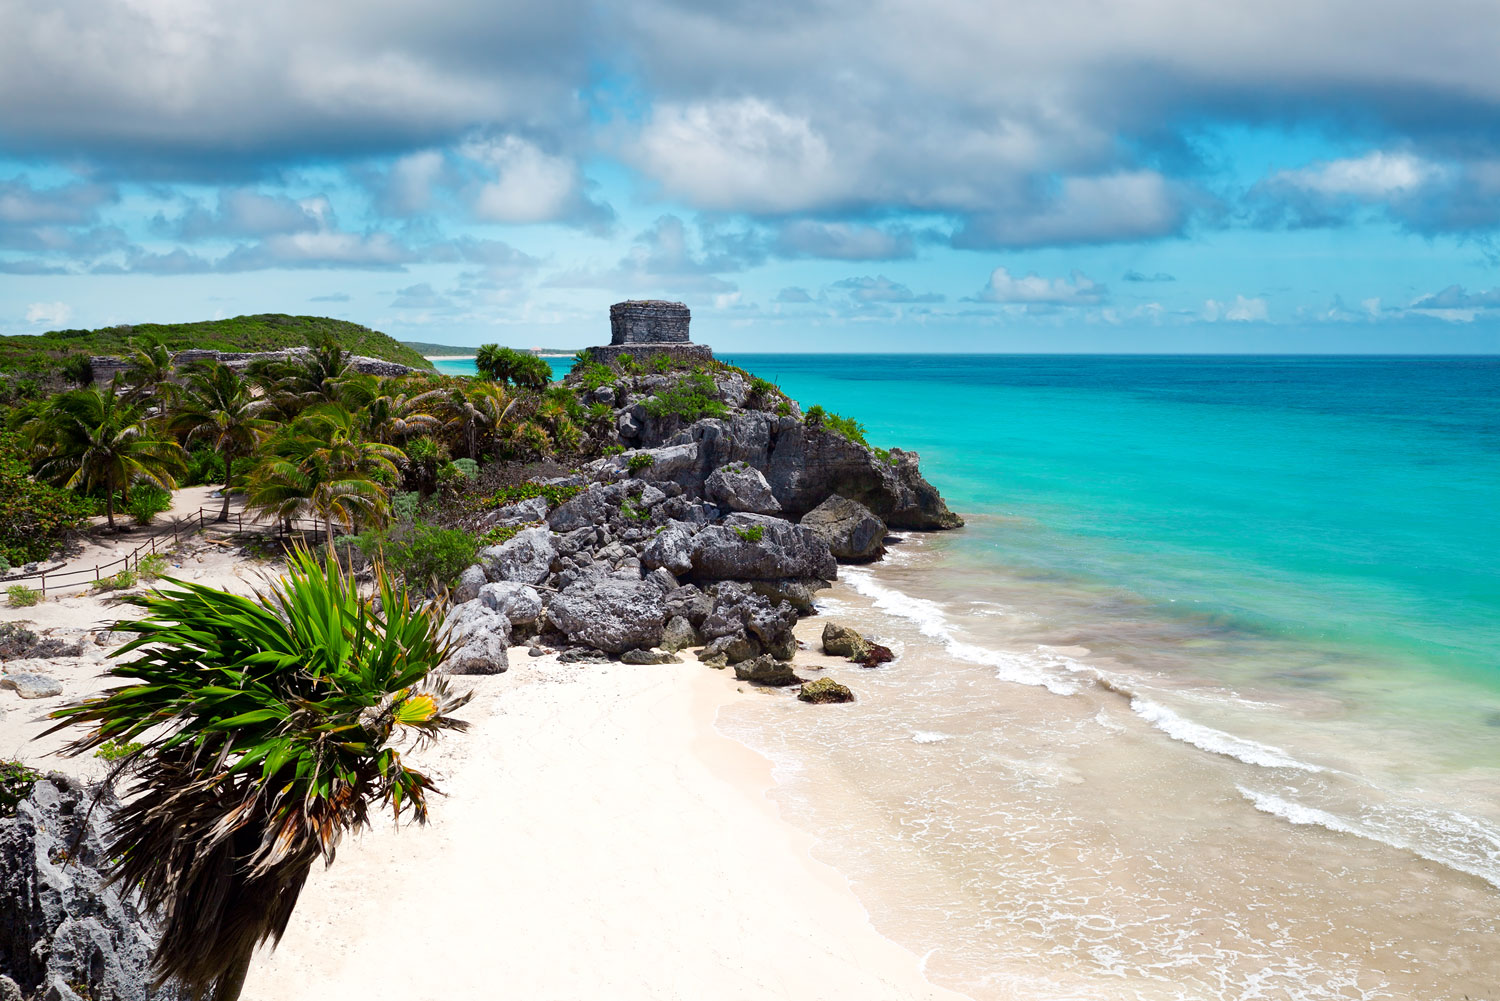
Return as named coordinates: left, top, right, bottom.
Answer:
left=586, top=300, right=714, bottom=365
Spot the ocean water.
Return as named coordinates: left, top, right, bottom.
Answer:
left=707, top=355, right=1500, bottom=999
left=437, top=351, right=1500, bottom=995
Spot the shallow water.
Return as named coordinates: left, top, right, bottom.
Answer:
left=701, top=354, right=1499, bottom=999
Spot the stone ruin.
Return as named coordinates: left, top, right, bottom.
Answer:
left=586, top=300, right=713, bottom=366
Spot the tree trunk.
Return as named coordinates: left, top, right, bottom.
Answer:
left=208, top=950, right=252, bottom=1001
left=105, top=490, right=116, bottom=530
left=218, top=454, right=233, bottom=522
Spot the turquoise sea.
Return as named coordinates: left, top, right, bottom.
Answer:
left=436, top=352, right=1500, bottom=996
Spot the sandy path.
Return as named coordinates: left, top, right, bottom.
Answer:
left=241, top=656, right=971, bottom=1001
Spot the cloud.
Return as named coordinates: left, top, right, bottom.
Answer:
left=158, top=189, right=333, bottom=239
left=390, top=283, right=455, bottom=310
left=1203, top=295, right=1269, bottom=322
left=309, top=292, right=351, bottom=302
left=953, top=172, right=1188, bottom=248
left=972, top=267, right=1107, bottom=305
left=215, top=231, right=417, bottom=272
left=460, top=135, right=614, bottom=230
left=0, top=177, right=116, bottom=226
left=1252, top=150, right=1500, bottom=233
left=775, top=286, right=814, bottom=303
left=543, top=214, right=742, bottom=294
left=1123, top=269, right=1175, bottom=282
left=830, top=275, right=943, bottom=304
left=25, top=301, right=72, bottom=326
left=772, top=221, right=915, bottom=260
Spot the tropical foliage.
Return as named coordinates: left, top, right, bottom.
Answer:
left=47, top=550, right=469, bottom=1001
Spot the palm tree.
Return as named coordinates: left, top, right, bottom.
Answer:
left=123, top=338, right=177, bottom=409
left=474, top=344, right=552, bottom=389
left=247, top=339, right=359, bottom=418
left=361, top=387, right=442, bottom=446
left=245, top=405, right=403, bottom=540
left=47, top=548, right=469, bottom=1001
left=169, top=361, right=276, bottom=522
left=26, top=383, right=186, bottom=529
left=439, top=381, right=515, bottom=460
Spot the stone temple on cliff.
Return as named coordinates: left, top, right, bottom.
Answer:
left=586, top=300, right=713, bottom=366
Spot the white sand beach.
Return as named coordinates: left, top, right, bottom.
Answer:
left=239, top=654, right=969, bottom=1001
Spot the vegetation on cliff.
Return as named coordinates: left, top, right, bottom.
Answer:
left=0, top=314, right=432, bottom=375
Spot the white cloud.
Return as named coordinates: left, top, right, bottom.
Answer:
left=1203, top=295, right=1269, bottom=322
left=974, top=267, right=1107, bottom=305
left=1269, top=151, right=1440, bottom=200
left=634, top=98, right=841, bottom=214
left=25, top=301, right=72, bottom=326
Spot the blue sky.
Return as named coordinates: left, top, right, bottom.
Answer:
left=1, top=0, right=1498, bottom=353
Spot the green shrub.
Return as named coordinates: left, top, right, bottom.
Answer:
left=775, top=401, right=792, bottom=417
left=479, top=523, right=532, bottom=547
left=601, top=444, right=624, bottom=457
left=642, top=372, right=728, bottom=421
left=354, top=522, right=477, bottom=589
left=0, top=760, right=41, bottom=817
left=183, top=447, right=227, bottom=487
left=137, top=553, right=170, bottom=581
left=804, top=405, right=869, bottom=447
left=7, top=584, right=40, bottom=607
left=650, top=353, right=673, bottom=373
left=95, top=738, right=144, bottom=762
left=0, top=430, right=94, bottom=566
left=0, top=556, right=9, bottom=573
left=93, top=568, right=139, bottom=591
left=577, top=361, right=617, bottom=392
left=127, top=484, right=173, bottom=525
left=626, top=453, right=655, bottom=474
left=475, top=345, right=552, bottom=389
left=620, top=498, right=649, bottom=522
left=469, top=481, right=582, bottom=512
left=733, top=525, right=765, bottom=543
left=451, top=458, right=479, bottom=480
left=390, top=490, right=423, bottom=523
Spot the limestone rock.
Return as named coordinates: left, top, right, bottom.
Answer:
left=478, top=526, right=557, bottom=586
left=799, top=494, right=887, bottom=562
left=733, top=655, right=799, bottom=686
left=547, top=578, right=667, bottom=654
left=477, top=582, right=544, bottom=627
left=0, top=775, right=172, bottom=1001
left=688, top=514, right=837, bottom=582
left=482, top=495, right=550, bottom=528
left=619, top=649, right=681, bottom=665
left=453, top=564, right=487, bottom=604
left=0, top=674, right=62, bottom=700
left=798, top=678, right=855, bottom=704
left=660, top=615, right=701, bottom=653
left=443, top=599, right=512, bottom=675
left=821, top=622, right=871, bottom=661
left=641, top=522, right=697, bottom=576
left=705, top=463, right=781, bottom=515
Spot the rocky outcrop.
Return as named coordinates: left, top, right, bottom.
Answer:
left=705, top=464, right=781, bottom=515
left=733, top=655, right=799, bottom=686
left=800, top=495, right=887, bottom=562
left=688, top=515, right=837, bottom=582
left=821, top=623, right=894, bottom=668
left=478, top=582, right=543, bottom=628
left=0, top=775, right=178, bottom=1001
left=547, top=577, right=668, bottom=654
left=478, top=527, right=557, bottom=586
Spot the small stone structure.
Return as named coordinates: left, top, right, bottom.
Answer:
left=89, top=347, right=416, bottom=385
left=587, top=300, right=713, bottom=366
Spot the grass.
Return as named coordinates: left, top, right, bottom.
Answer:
left=92, top=569, right=139, bottom=591
left=0, top=314, right=433, bottom=375
left=733, top=525, right=766, bottom=543
left=626, top=453, right=656, bottom=474
left=137, top=553, right=170, bottom=581
left=467, top=481, right=582, bottom=512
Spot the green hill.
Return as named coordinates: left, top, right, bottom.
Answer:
left=0, top=314, right=434, bottom=373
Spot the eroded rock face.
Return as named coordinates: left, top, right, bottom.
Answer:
left=704, top=464, right=781, bottom=515
left=547, top=578, right=668, bottom=654
left=688, top=515, right=837, bottom=582
left=477, top=582, right=544, bottom=627
left=640, top=522, right=697, bottom=576
left=478, top=527, right=557, bottom=586
left=822, top=622, right=871, bottom=661
left=443, top=599, right=512, bottom=674
left=799, top=495, right=887, bottom=562
left=453, top=564, right=487, bottom=604
left=732, top=655, right=799, bottom=686
left=0, top=775, right=177, bottom=1001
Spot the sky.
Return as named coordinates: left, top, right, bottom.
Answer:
left=1, top=0, right=1498, bottom=354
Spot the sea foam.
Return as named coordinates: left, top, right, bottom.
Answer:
left=1131, top=698, right=1325, bottom=772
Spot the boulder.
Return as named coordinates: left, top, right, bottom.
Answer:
left=688, top=514, right=837, bottom=582
left=477, top=582, right=544, bottom=627
left=453, top=564, right=487, bottom=604
left=704, top=464, right=782, bottom=515
left=0, top=775, right=171, bottom=1001
left=821, top=622, right=871, bottom=661
left=640, top=522, right=697, bottom=576
left=733, top=655, right=799, bottom=686
left=478, top=526, right=557, bottom=586
left=0, top=674, right=62, bottom=700
left=482, top=495, right=550, bottom=528
left=799, top=495, right=887, bottom=562
left=747, top=579, right=821, bottom=615
left=798, top=678, right=855, bottom=704
left=660, top=615, right=701, bottom=652
left=443, top=599, right=512, bottom=675
left=547, top=578, right=667, bottom=654
left=619, top=649, right=681, bottom=665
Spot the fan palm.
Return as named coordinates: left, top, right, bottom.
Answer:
left=123, top=338, right=178, bottom=409
left=47, top=548, right=469, bottom=1001
left=361, top=387, right=442, bottom=446
left=245, top=405, right=403, bottom=539
left=439, top=381, right=516, bottom=460
left=475, top=344, right=552, bottom=389
left=169, top=362, right=276, bottom=522
left=26, top=383, right=186, bottom=529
